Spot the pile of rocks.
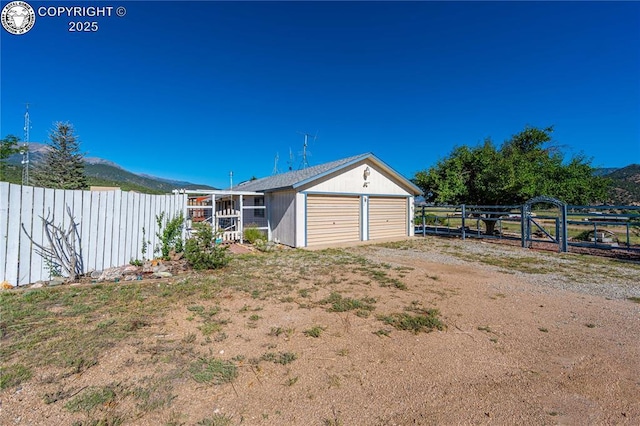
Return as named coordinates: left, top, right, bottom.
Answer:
left=89, top=259, right=179, bottom=283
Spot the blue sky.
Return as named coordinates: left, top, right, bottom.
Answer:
left=1, top=1, right=639, bottom=189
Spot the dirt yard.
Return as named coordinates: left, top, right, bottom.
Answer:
left=1, top=237, right=639, bottom=425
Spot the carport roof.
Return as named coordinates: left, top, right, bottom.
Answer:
left=234, top=153, right=422, bottom=195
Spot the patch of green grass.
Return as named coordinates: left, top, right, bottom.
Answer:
left=248, top=314, right=261, bottom=321
left=64, top=384, right=119, bottom=414
left=303, top=326, right=324, bottom=338
left=0, top=363, right=32, bottom=390
left=199, top=321, right=222, bottom=336
left=628, top=296, right=640, bottom=304
left=189, top=358, right=238, bottom=384
left=377, top=309, right=444, bottom=334
left=261, top=351, right=297, bottom=365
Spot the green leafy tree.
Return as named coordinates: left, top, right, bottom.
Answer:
left=413, top=126, right=611, bottom=234
left=0, top=134, right=20, bottom=181
left=31, top=122, right=88, bottom=189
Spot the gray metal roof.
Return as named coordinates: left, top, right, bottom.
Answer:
left=234, top=153, right=422, bottom=195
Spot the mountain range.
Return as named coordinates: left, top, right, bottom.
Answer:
left=2, top=143, right=639, bottom=203
left=3, top=143, right=217, bottom=194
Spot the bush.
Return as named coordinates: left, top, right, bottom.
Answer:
left=156, top=212, right=184, bottom=260
left=184, top=223, right=229, bottom=270
left=243, top=226, right=265, bottom=244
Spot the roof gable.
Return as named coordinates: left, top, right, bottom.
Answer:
left=235, top=153, right=422, bottom=195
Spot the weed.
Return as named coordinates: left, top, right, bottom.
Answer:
left=320, top=292, right=376, bottom=313
left=377, top=309, right=444, bottom=334
left=285, top=376, right=299, bottom=386
left=477, top=325, right=492, bottom=333
left=197, top=414, right=234, bottom=426
left=248, top=314, right=261, bottom=321
left=336, top=348, right=349, bottom=356
left=539, top=327, right=549, bottom=333
left=269, top=327, right=285, bottom=337
left=189, top=358, right=238, bottom=384
left=303, top=326, right=324, bottom=338
left=373, top=329, right=391, bottom=337
left=628, top=296, right=640, bottom=304
left=298, top=288, right=311, bottom=298
left=261, top=352, right=297, bottom=365
left=182, top=333, right=197, bottom=344
left=585, top=323, right=596, bottom=328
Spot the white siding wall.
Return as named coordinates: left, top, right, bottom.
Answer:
left=0, top=182, right=187, bottom=286
left=267, top=190, right=297, bottom=247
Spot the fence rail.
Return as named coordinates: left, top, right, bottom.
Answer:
left=415, top=203, right=640, bottom=254
left=1, top=183, right=187, bottom=287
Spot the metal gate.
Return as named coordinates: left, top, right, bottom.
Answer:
left=522, top=196, right=568, bottom=252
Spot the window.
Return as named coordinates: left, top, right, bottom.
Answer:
left=254, top=196, right=265, bottom=218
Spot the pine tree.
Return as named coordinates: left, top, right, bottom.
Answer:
left=32, top=122, right=88, bottom=189
left=0, top=134, right=20, bottom=181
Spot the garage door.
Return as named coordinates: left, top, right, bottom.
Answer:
left=369, top=197, right=407, bottom=240
left=307, top=195, right=360, bottom=246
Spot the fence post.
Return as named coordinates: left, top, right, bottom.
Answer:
left=461, top=204, right=466, bottom=240
left=422, top=205, right=426, bottom=237
left=520, top=204, right=526, bottom=248
left=561, top=204, right=568, bottom=252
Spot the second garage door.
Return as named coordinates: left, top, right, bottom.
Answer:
left=307, top=195, right=361, bottom=246
left=369, top=197, right=407, bottom=240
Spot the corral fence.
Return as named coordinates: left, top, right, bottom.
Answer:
left=415, top=197, right=640, bottom=255
left=1, top=182, right=187, bottom=287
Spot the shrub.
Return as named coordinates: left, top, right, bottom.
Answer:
left=244, top=226, right=266, bottom=244
left=156, top=211, right=184, bottom=259
left=184, top=223, right=229, bottom=270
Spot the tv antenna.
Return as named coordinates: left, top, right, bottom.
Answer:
left=297, top=131, right=317, bottom=170
left=287, top=148, right=294, bottom=171
left=21, top=103, right=31, bottom=186
left=272, top=152, right=280, bottom=175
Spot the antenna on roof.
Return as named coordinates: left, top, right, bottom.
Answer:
left=297, top=131, right=317, bottom=170
left=272, top=152, right=279, bottom=175
left=21, top=103, right=31, bottom=186
left=287, top=148, right=294, bottom=171
left=229, top=171, right=233, bottom=189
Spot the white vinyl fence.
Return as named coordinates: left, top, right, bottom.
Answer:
left=0, top=182, right=187, bottom=287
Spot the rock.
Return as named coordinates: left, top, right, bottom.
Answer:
left=122, top=265, right=140, bottom=275
left=170, top=252, right=183, bottom=261
left=142, top=261, right=153, bottom=273
left=153, top=263, right=169, bottom=273
left=153, top=271, right=173, bottom=279
left=48, top=277, right=66, bottom=286
left=30, top=282, right=44, bottom=289
left=90, top=270, right=102, bottom=279
left=99, top=267, right=123, bottom=282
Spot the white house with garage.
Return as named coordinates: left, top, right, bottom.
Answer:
left=233, top=152, right=422, bottom=247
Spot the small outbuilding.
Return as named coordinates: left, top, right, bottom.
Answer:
left=235, top=153, right=422, bottom=247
